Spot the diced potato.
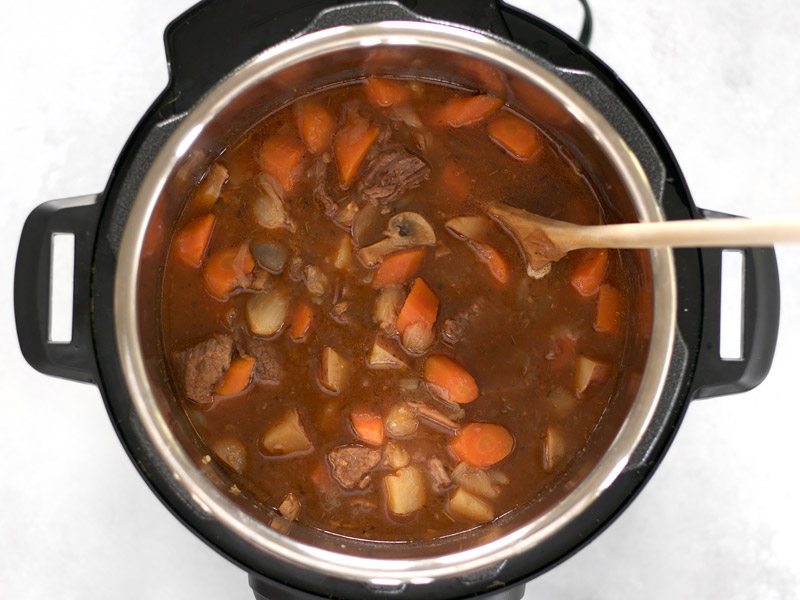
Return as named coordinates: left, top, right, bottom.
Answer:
left=210, top=436, right=247, bottom=474
left=445, top=215, right=492, bottom=242
left=547, top=385, right=577, bottom=419
left=401, top=320, right=435, bottom=354
left=303, top=265, right=329, bottom=297
left=318, top=347, right=349, bottom=394
left=261, top=409, right=313, bottom=455
left=383, top=441, right=410, bottom=470
left=193, top=163, right=228, bottom=210
left=451, top=462, right=499, bottom=499
left=373, top=285, right=404, bottom=333
left=542, top=425, right=565, bottom=473
left=278, top=492, right=301, bottom=521
left=246, top=289, right=290, bottom=337
left=573, top=355, right=609, bottom=397
left=448, top=487, right=494, bottom=523
left=384, top=465, right=426, bottom=516
left=489, top=470, right=510, bottom=486
left=333, top=236, right=353, bottom=271
left=384, top=402, right=418, bottom=438
left=367, top=337, right=408, bottom=370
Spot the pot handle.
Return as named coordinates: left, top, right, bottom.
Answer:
left=15, top=195, right=102, bottom=384
left=691, top=209, right=780, bottom=398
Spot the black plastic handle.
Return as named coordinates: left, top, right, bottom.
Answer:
left=15, top=195, right=102, bottom=384
left=692, top=209, right=780, bottom=398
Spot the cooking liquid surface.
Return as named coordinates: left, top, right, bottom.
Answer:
left=161, top=80, right=635, bottom=541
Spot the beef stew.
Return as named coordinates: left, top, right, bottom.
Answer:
left=161, top=78, right=642, bottom=541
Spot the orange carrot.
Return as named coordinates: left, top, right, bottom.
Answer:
left=174, top=213, right=215, bottom=268
left=288, top=301, right=314, bottom=342
left=350, top=410, right=385, bottom=446
left=449, top=423, right=514, bottom=468
left=431, top=94, right=503, bottom=128
left=440, top=160, right=471, bottom=203
left=469, top=242, right=510, bottom=284
left=595, top=284, right=622, bottom=334
left=487, top=112, right=542, bottom=160
left=296, top=100, right=335, bottom=154
left=334, top=116, right=380, bottom=186
left=395, top=278, right=439, bottom=334
left=364, top=77, right=411, bottom=107
left=372, top=248, right=426, bottom=288
left=203, top=244, right=256, bottom=299
left=570, top=249, right=608, bottom=297
left=215, top=356, right=256, bottom=396
left=259, top=134, right=306, bottom=192
left=424, top=355, right=479, bottom=404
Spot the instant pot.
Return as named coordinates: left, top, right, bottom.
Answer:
left=14, top=1, right=780, bottom=598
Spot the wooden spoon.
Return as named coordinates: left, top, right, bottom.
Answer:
left=488, top=202, right=800, bottom=279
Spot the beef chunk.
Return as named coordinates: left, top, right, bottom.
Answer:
left=359, top=147, right=430, bottom=205
left=311, top=157, right=338, bottom=218
left=428, top=457, right=452, bottom=493
left=328, top=445, right=381, bottom=489
left=176, top=335, right=233, bottom=404
left=235, top=333, right=284, bottom=386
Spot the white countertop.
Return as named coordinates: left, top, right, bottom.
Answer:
left=1, top=1, right=798, bottom=598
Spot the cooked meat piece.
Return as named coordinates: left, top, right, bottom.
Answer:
left=440, top=299, right=489, bottom=345
left=249, top=269, right=270, bottom=291
left=235, top=333, right=284, bottom=386
left=311, top=157, right=338, bottom=218
left=288, top=256, right=304, bottom=282
left=359, top=147, right=430, bottom=205
left=303, top=265, right=329, bottom=297
left=176, top=335, right=233, bottom=404
left=328, top=445, right=381, bottom=489
left=278, top=492, right=301, bottom=522
left=428, top=457, right=452, bottom=493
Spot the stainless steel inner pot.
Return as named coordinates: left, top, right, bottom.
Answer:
left=113, top=20, right=676, bottom=584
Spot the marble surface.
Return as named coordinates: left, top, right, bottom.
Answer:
left=1, top=1, right=798, bottom=598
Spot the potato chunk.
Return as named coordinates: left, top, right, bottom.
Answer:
left=261, top=409, right=312, bottom=455
left=384, top=465, right=426, bottom=516
left=449, top=487, right=494, bottom=523
left=451, top=462, right=499, bottom=500
left=318, top=347, right=349, bottom=394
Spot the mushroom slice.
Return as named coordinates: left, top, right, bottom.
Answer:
left=406, top=401, right=460, bottom=433
left=358, top=212, right=436, bottom=267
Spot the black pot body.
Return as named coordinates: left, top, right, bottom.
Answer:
left=14, top=1, right=780, bottom=599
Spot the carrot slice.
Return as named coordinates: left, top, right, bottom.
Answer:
left=424, top=355, right=479, bottom=404
left=595, top=284, right=622, bottom=334
left=215, top=356, right=256, bottom=396
left=296, top=100, right=335, bottom=154
left=364, top=77, right=411, bottom=107
left=372, top=247, right=426, bottom=288
left=431, top=94, right=503, bottom=127
left=259, top=134, right=306, bottom=192
left=334, top=116, right=380, bottom=186
left=570, top=249, right=608, bottom=297
left=173, top=213, right=215, bottom=268
left=487, top=112, right=542, bottom=160
left=469, top=242, right=510, bottom=284
left=350, top=410, right=385, bottom=446
left=395, top=278, right=439, bottom=334
left=449, top=423, right=514, bottom=468
left=203, top=244, right=256, bottom=299
left=288, top=301, right=314, bottom=342
left=440, top=160, right=471, bottom=203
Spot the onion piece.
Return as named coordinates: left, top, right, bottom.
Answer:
left=210, top=437, right=247, bottom=474
left=373, top=285, right=405, bottom=334
left=253, top=175, right=294, bottom=231
left=573, top=354, right=609, bottom=397
left=542, top=425, right=566, bottom=473
left=384, top=402, right=418, bottom=438
left=451, top=462, right=499, bottom=499
left=246, top=289, right=290, bottom=337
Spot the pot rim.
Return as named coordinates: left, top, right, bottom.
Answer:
left=114, top=20, right=676, bottom=584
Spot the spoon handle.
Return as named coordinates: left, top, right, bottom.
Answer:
left=573, top=218, right=800, bottom=249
